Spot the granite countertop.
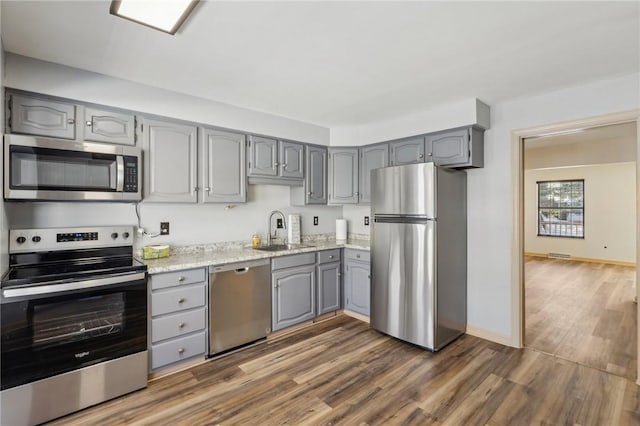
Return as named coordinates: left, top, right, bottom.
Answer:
left=139, top=237, right=370, bottom=274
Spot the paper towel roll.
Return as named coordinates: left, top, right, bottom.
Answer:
left=336, top=219, right=347, bottom=242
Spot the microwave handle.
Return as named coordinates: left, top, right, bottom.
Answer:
left=116, top=156, right=125, bottom=192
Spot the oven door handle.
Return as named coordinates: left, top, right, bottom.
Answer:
left=116, top=155, right=125, bottom=192
left=2, top=272, right=146, bottom=298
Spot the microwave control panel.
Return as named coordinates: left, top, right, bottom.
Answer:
left=124, top=156, right=138, bottom=193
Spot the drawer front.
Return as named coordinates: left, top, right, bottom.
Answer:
left=151, top=331, right=206, bottom=370
left=271, top=253, right=316, bottom=271
left=152, top=284, right=206, bottom=316
left=317, top=249, right=341, bottom=264
left=344, top=249, right=370, bottom=262
left=150, top=268, right=206, bottom=290
left=152, top=307, right=207, bottom=343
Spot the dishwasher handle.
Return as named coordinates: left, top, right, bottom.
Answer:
left=235, top=267, right=250, bottom=274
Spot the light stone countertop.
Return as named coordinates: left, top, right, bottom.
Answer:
left=139, top=238, right=370, bottom=274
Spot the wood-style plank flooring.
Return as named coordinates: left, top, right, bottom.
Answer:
left=525, top=256, right=637, bottom=380
left=50, top=315, right=640, bottom=425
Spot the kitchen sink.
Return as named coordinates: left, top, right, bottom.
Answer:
left=254, top=244, right=315, bottom=252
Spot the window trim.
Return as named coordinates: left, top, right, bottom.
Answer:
left=536, top=178, right=585, bottom=239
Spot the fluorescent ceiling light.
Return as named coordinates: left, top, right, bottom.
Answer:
left=110, top=0, right=198, bottom=35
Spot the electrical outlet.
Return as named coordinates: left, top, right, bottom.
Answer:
left=276, top=218, right=283, bottom=229
left=160, top=222, right=170, bottom=235
left=364, top=216, right=369, bottom=226
left=313, top=216, right=319, bottom=226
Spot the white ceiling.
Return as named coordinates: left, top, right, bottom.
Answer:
left=2, top=1, right=638, bottom=127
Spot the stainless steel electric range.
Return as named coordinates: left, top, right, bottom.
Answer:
left=0, top=226, right=148, bottom=426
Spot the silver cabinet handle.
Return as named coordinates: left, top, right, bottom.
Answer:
left=274, top=162, right=279, bottom=166
left=178, top=276, right=185, bottom=282
left=67, top=118, right=75, bottom=124
left=356, top=254, right=361, bottom=258
left=355, top=192, right=359, bottom=196
left=329, top=255, right=334, bottom=259
left=307, top=191, right=312, bottom=196
left=194, top=187, right=199, bottom=192
left=419, top=154, right=424, bottom=158
left=428, top=152, right=433, bottom=156
left=179, top=322, right=186, bottom=328
left=178, top=298, right=185, bottom=304
left=178, top=348, right=185, bottom=354
left=205, top=187, right=211, bottom=192
left=86, top=120, right=93, bottom=126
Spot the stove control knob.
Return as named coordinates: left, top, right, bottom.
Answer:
left=122, top=232, right=130, bottom=239
left=16, top=236, right=26, bottom=244
left=32, top=236, right=41, bottom=243
left=111, top=232, right=119, bottom=240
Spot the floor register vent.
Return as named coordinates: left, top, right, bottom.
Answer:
left=547, top=252, right=571, bottom=259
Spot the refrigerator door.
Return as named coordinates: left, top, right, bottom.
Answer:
left=371, top=162, right=435, bottom=218
left=371, top=217, right=436, bottom=349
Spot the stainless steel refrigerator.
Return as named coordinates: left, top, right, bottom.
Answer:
left=371, top=162, right=467, bottom=351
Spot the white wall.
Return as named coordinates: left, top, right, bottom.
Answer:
left=524, top=163, right=636, bottom=263
left=468, top=73, right=639, bottom=340
left=342, top=205, right=371, bottom=236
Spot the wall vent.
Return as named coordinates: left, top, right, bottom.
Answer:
left=548, top=252, right=571, bottom=259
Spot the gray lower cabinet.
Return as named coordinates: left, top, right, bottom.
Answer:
left=149, top=268, right=208, bottom=371
left=426, top=126, right=484, bottom=168
left=390, top=136, right=425, bottom=166
left=317, top=253, right=341, bottom=315
left=328, top=147, right=359, bottom=204
left=82, top=106, right=136, bottom=145
left=272, top=254, right=316, bottom=332
left=344, top=250, right=371, bottom=316
left=8, top=93, right=76, bottom=139
left=143, top=118, right=198, bottom=203
left=291, top=144, right=327, bottom=205
left=200, top=128, right=246, bottom=203
left=359, top=143, right=389, bottom=204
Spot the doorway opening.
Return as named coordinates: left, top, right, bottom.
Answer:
left=523, top=122, right=637, bottom=380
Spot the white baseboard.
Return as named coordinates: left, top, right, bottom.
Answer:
left=342, top=310, right=370, bottom=324
left=466, top=325, right=518, bottom=348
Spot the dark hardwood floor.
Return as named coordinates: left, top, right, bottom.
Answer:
left=525, top=256, right=637, bottom=380
left=49, top=315, right=640, bottom=425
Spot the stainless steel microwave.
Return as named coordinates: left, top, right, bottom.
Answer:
left=4, top=134, right=142, bottom=201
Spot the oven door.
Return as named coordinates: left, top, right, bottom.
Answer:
left=4, top=134, right=141, bottom=201
left=0, top=271, right=147, bottom=391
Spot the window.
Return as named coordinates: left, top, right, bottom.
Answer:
left=537, top=180, right=584, bottom=238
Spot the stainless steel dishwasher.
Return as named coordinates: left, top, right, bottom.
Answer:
left=208, top=259, right=271, bottom=355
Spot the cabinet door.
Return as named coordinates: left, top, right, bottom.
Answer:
left=390, top=137, right=425, bottom=166
left=9, top=94, right=76, bottom=139
left=328, top=148, right=359, bottom=204
left=82, top=106, right=136, bottom=145
left=345, top=260, right=370, bottom=316
left=359, top=144, right=389, bottom=204
left=426, top=128, right=470, bottom=166
left=248, top=136, right=278, bottom=177
left=200, top=128, right=246, bottom=203
left=143, top=118, right=198, bottom=203
left=280, top=141, right=304, bottom=179
left=272, top=265, right=315, bottom=331
left=317, top=261, right=340, bottom=315
left=306, top=145, right=327, bottom=204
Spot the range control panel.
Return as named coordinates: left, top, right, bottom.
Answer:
left=10, top=226, right=134, bottom=253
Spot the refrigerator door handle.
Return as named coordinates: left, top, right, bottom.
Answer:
left=374, top=215, right=435, bottom=224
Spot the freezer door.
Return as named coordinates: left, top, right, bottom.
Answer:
left=371, top=219, right=436, bottom=349
left=371, top=162, right=435, bottom=217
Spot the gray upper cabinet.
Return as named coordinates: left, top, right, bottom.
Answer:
left=143, top=118, right=198, bottom=203
left=280, top=141, right=304, bottom=179
left=291, top=145, right=327, bottom=206
left=200, top=128, right=246, bottom=203
left=248, top=136, right=278, bottom=177
left=390, top=136, right=425, bottom=166
left=344, top=256, right=370, bottom=316
left=9, top=94, right=76, bottom=140
left=272, top=264, right=316, bottom=331
left=359, top=143, right=389, bottom=204
left=328, top=148, right=359, bottom=204
left=426, top=127, right=484, bottom=168
left=317, top=261, right=341, bottom=315
left=82, top=106, right=136, bottom=145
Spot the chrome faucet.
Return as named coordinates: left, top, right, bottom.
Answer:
left=267, top=210, right=287, bottom=246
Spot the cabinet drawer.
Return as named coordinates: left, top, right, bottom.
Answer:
left=152, top=307, right=207, bottom=343
left=151, top=284, right=206, bottom=316
left=344, top=249, right=370, bottom=263
left=272, top=253, right=316, bottom=270
left=150, top=268, right=206, bottom=290
left=317, top=249, right=341, bottom=264
left=151, top=331, right=206, bottom=370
